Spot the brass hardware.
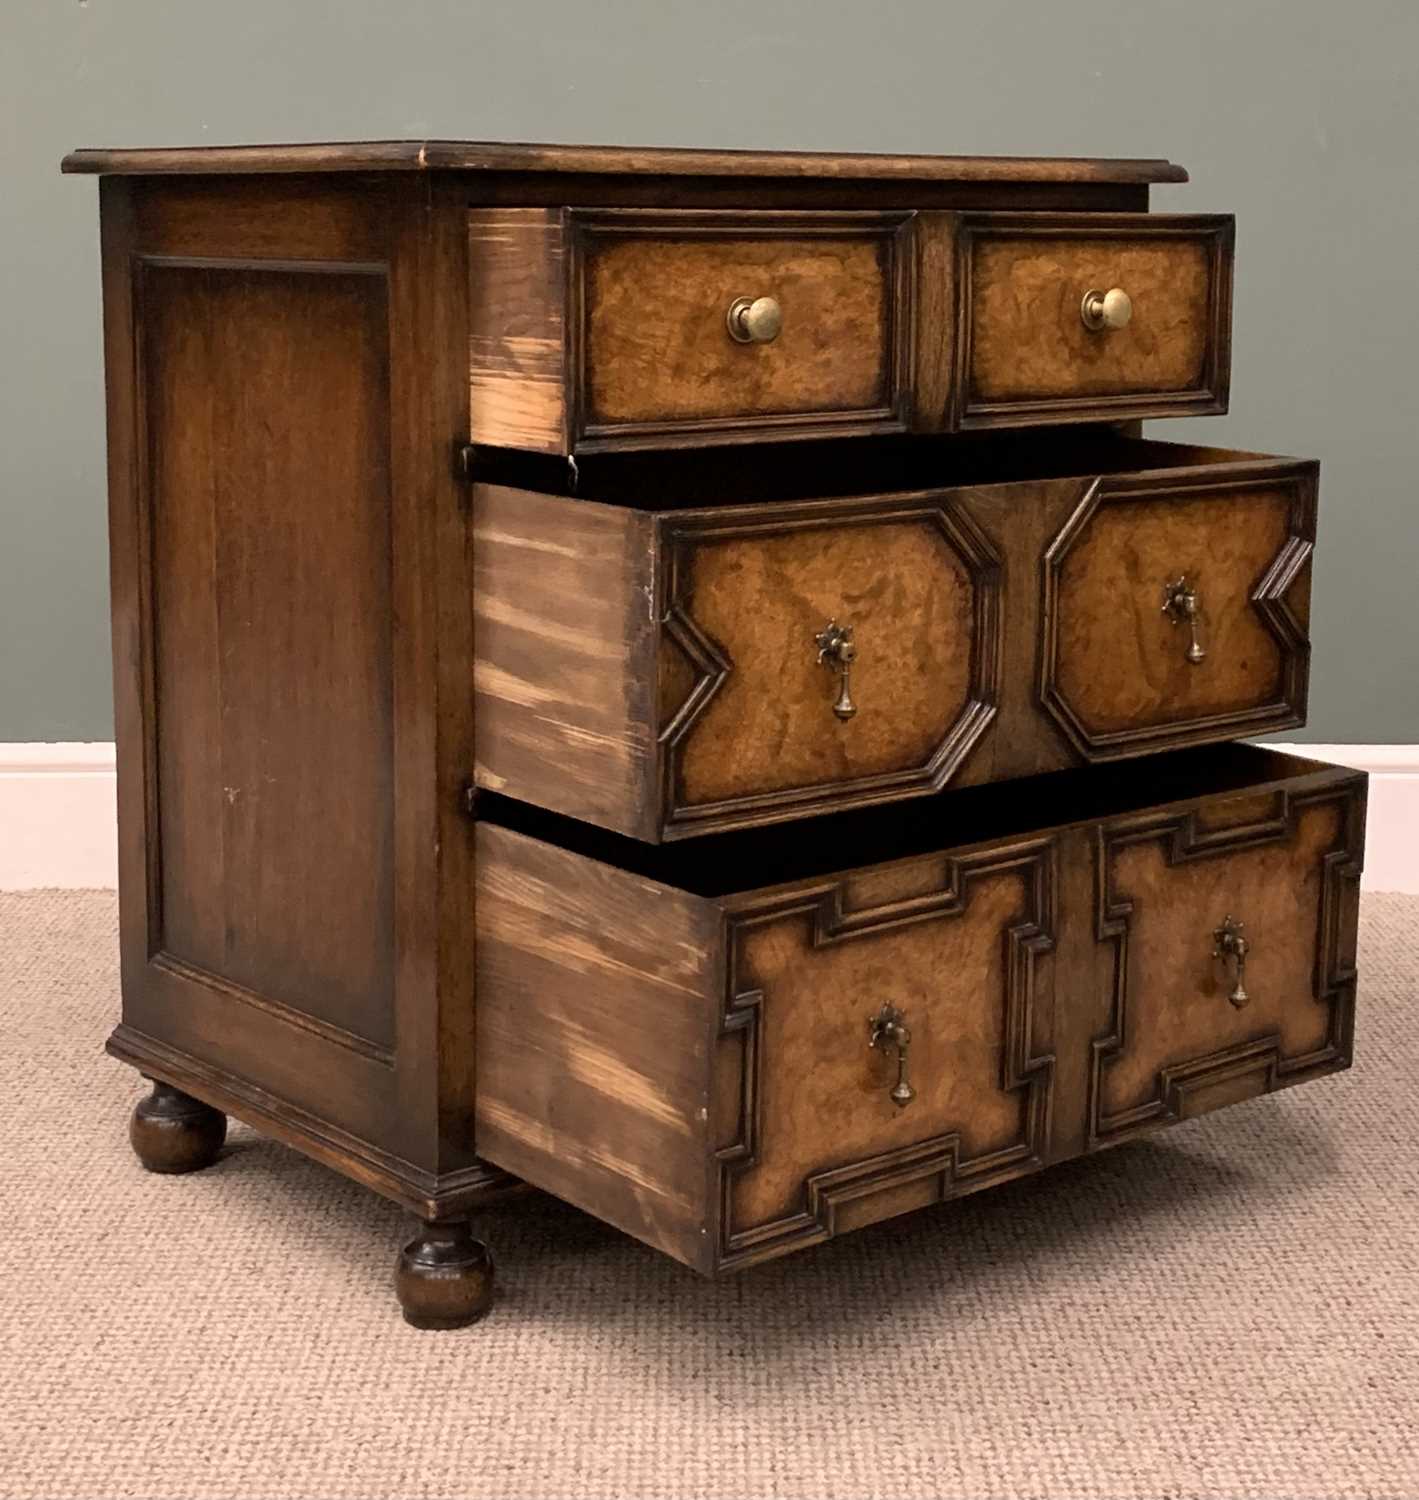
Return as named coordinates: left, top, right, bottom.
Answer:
left=1161, top=576, right=1206, bottom=664
left=814, top=619, right=858, bottom=722
left=868, top=1003, right=915, bottom=1108
left=1213, top=916, right=1250, bottom=1009
left=726, top=294, right=783, bottom=344
left=1080, top=286, right=1133, bottom=332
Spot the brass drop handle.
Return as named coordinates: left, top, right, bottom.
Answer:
left=814, top=619, right=858, bottom=722
left=1213, top=916, right=1250, bottom=1009
left=1080, top=286, right=1133, bottom=331
left=726, top=294, right=783, bottom=344
left=868, top=1003, right=916, bottom=1108
left=1162, top=576, right=1207, bottom=664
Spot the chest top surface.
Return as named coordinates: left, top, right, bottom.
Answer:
left=61, top=137, right=1188, bottom=184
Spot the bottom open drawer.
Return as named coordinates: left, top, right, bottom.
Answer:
left=474, top=745, right=1364, bottom=1275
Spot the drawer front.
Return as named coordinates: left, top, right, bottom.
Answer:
left=468, top=208, right=914, bottom=454
left=582, top=212, right=912, bottom=441
left=473, top=445, right=1316, bottom=841
left=1091, top=782, right=1362, bottom=1144
left=661, top=496, right=1001, bottom=835
left=950, top=213, right=1234, bottom=428
left=474, top=754, right=1364, bottom=1276
left=713, top=839, right=1055, bottom=1269
left=1040, top=462, right=1315, bottom=758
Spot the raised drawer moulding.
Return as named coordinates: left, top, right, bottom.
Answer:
left=0, top=741, right=1414, bottom=892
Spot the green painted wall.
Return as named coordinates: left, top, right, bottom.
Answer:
left=4, top=0, right=1415, bottom=739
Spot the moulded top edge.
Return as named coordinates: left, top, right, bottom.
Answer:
left=60, top=139, right=1190, bottom=185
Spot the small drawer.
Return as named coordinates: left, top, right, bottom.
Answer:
left=470, top=208, right=1233, bottom=452
left=946, top=212, right=1234, bottom=427
left=469, top=207, right=914, bottom=453
left=472, top=436, right=1315, bottom=841
left=474, top=746, right=1363, bottom=1275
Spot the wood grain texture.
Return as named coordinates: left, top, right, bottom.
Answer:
left=468, top=208, right=568, bottom=454
left=974, top=237, right=1208, bottom=396
left=473, top=822, right=721, bottom=1271
left=582, top=224, right=894, bottom=425
left=720, top=852, right=1054, bottom=1254
left=673, top=514, right=977, bottom=804
left=472, top=748, right=1364, bottom=1276
left=62, top=139, right=1189, bottom=184
left=950, top=214, right=1234, bottom=428
left=144, top=261, right=396, bottom=1050
left=1041, top=460, right=1315, bottom=758
left=1057, top=490, right=1287, bottom=729
left=467, top=209, right=1239, bottom=454
left=468, top=442, right=1315, bottom=841
left=468, top=209, right=915, bottom=453
left=98, top=173, right=503, bottom=1223
left=472, top=485, right=658, bottom=839
left=1091, top=782, right=1363, bottom=1143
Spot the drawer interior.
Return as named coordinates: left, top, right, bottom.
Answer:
left=477, top=742, right=1344, bottom=898
left=467, top=431, right=1278, bottom=510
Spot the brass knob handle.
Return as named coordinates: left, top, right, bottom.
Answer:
left=726, top=294, right=783, bottom=344
left=1213, top=916, right=1250, bottom=1008
left=1161, top=576, right=1206, bottom=664
left=1080, top=286, right=1133, bottom=332
left=868, top=1004, right=915, bottom=1108
left=814, top=619, right=858, bottom=722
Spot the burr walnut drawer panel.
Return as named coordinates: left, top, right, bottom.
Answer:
left=473, top=747, right=1363, bottom=1275
left=947, top=212, right=1234, bottom=428
left=468, top=207, right=913, bottom=453
left=471, top=436, right=1316, bottom=841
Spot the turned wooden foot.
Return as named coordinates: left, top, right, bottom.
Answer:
left=129, top=1080, right=227, bottom=1174
left=395, top=1218, right=494, bottom=1329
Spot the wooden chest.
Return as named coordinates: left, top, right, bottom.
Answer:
left=63, top=139, right=1362, bottom=1328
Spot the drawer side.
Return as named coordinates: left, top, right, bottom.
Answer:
left=474, top=824, right=722, bottom=1271
left=472, top=483, right=658, bottom=839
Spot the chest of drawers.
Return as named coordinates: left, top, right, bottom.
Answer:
left=63, top=140, right=1363, bottom=1329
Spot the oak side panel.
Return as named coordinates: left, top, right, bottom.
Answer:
left=99, top=176, right=493, bottom=1198
left=468, top=207, right=568, bottom=453
left=474, top=824, right=720, bottom=1270
left=143, top=261, right=396, bottom=1050
left=472, top=484, right=657, bottom=839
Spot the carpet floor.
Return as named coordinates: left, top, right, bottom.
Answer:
left=1, top=890, right=1416, bottom=1500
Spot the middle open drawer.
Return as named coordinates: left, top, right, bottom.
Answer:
left=472, top=434, right=1316, bottom=841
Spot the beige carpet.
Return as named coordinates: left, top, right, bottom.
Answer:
left=2, top=891, right=1417, bottom=1500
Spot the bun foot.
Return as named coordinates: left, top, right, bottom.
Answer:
left=129, top=1080, right=227, bottom=1174
left=395, top=1218, right=494, bottom=1329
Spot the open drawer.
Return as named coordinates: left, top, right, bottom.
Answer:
left=468, top=209, right=1232, bottom=453
left=472, top=434, right=1317, bottom=840
left=473, top=745, right=1364, bottom=1275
